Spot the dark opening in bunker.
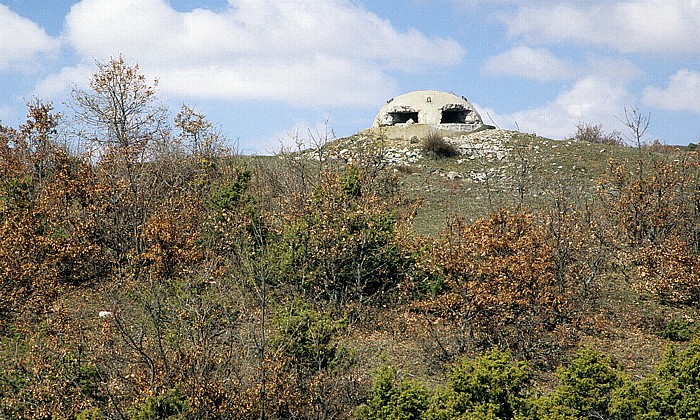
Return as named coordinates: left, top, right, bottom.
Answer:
left=389, top=111, right=419, bottom=124
left=441, top=109, right=469, bottom=124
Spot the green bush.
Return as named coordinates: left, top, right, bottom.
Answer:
left=273, top=302, right=348, bottom=374
left=340, top=165, right=363, bottom=198
left=131, top=387, right=190, bottom=420
left=658, top=318, right=697, bottom=342
left=0, top=175, right=33, bottom=211
left=355, top=365, right=430, bottom=420
left=76, top=407, right=103, bottom=420
left=608, top=375, right=678, bottom=420
left=539, top=349, right=626, bottom=419
left=277, top=168, right=414, bottom=305
left=208, top=167, right=253, bottom=212
left=655, top=340, right=700, bottom=418
left=425, top=349, right=530, bottom=420
left=75, top=361, right=102, bottom=401
left=607, top=341, right=700, bottom=419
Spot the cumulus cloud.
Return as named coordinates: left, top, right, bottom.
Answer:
left=484, top=76, right=632, bottom=138
left=481, top=46, right=642, bottom=86
left=583, top=55, right=642, bottom=84
left=482, top=46, right=573, bottom=81
left=0, top=4, right=59, bottom=72
left=44, top=0, right=464, bottom=107
left=501, top=0, right=700, bottom=55
left=643, top=69, right=700, bottom=113
left=32, top=64, right=93, bottom=99
left=265, top=118, right=338, bottom=154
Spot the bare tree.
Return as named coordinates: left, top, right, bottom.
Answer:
left=175, top=105, right=228, bottom=160
left=70, top=55, right=169, bottom=273
left=619, top=106, right=651, bottom=180
left=621, top=106, right=651, bottom=150
left=71, top=54, right=167, bottom=161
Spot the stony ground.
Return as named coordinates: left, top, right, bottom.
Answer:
left=297, top=127, right=636, bottom=235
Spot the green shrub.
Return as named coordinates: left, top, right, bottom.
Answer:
left=273, top=302, right=348, bottom=374
left=209, top=167, right=253, bottom=212
left=0, top=175, right=33, bottom=211
left=425, top=349, right=530, bottom=420
left=656, top=340, right=700, bottom=418
left=609, top=375, right=678, bottom=420
left=76, top=362, right=102, bottom=400
left=76, top=407, right=103, bottom=420
left=340, top=165, right=362, bottom=198
left=659, top=318, right=697, bottom=342
left=355, top=365, right=430, bottom=420
left=540, top=349, right=626, bottom=419
left=277, top=168, right=414, bottom=305
left=131, top=387, right=190, bottom=420
left=205, top=165, right=270, bottom=257
left=607, top=341, right=700, bottom=419
left=356, top=343, right=700, bottom=420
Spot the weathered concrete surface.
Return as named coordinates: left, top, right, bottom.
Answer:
left=360, top=123, right=492, bottom=142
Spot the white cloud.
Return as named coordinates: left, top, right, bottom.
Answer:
left=52, top=0, right=464, bottom=107
left=263, top=118, right=338, bottom=154
left=481, top=46, right=642, bottom=86
left=643, top=69, right=700, bottom=113
left=501, top=0, right=700, bottom=55
left=32, top=64, right=93, bottom=99
left=0, top=4, right=59, bottom=72
left=583, top=55, right=642, bottom=84
left=482, top=46, right=573, bottom=81
left=483, top=76, right=632, bottom=138
left=156, top=56, right=398, bottom=107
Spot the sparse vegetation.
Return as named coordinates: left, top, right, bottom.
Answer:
left=421, top=131, right=459, bottom=159
left=573, top=121, right=624, bottom=146
left=3, top=56, right=700, bottom=418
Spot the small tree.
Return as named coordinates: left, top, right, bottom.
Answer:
left=620, top=106, right=651, bottom=180
left=174, top=105, right=228, bottom=161
left=71, top=55, right=166, bottom=156
left=424, top=209, right=585, bottom=357
left=70, top=56, right=169, bottom=270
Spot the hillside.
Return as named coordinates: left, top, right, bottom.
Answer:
left=302, top=127, right=700, bottom=375
left=3, top=58, right=700, bottom=419
left=312, top=127, right=637, bottom=232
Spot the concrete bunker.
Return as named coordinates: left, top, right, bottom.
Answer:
left=373, top=90, right=487, bottom=133
left=389, top=111, right=419, bottom=124
left=440, top=105, right=471, bottom=124
left=386, top=106, right=419, bottom=125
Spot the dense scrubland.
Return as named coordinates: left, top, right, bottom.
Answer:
left=3, top=57, right=700, bottom=419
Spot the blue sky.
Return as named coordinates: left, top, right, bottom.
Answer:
left=1, top=0, right=699, bottom=153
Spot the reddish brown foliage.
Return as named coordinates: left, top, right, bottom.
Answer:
left=417, top=209, right=587, bottom=358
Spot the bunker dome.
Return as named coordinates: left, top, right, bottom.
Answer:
left=373, top=90, right=486, bottom=132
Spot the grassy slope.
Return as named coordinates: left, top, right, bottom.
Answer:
left=317, top=129, right=697, bottom=385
